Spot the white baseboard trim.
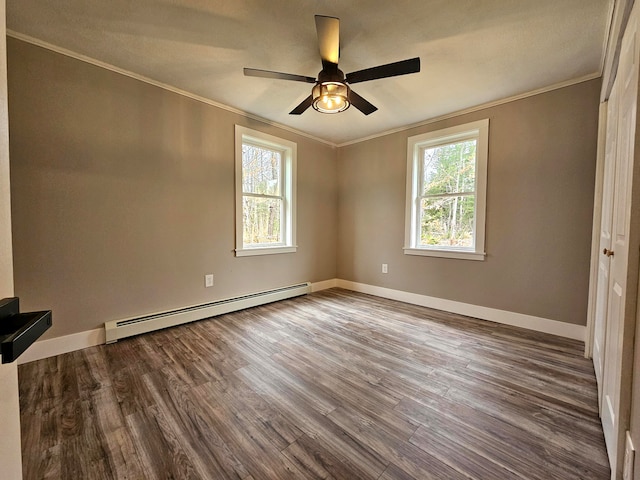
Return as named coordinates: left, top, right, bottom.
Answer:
left=17, top=328, right=105, bottom=365
left=16, top=278, right=584, bottom=363
left=18, top=281, right=333, bottom=363
left=311, top=279, right=338, bottom=292
left=336, top=279, right=585, bottom=341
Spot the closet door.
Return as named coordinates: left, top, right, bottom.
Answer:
left=593, top=86, right=618, bottom=405
left=600, top=6, right=639, bottom=475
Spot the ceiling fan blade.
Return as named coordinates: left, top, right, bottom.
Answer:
left=315, top=15, right=340, bottom=69
left=346, top=57, right=421, bottom=84
left=290, top=95, right=314, bottom=115
left=349, top=90, right=378, bottom=115
left=244, top=68, right=316, bottom=83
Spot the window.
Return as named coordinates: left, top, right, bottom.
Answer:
left=404, top=119, right=489, bottom=260
left=235, top=125, right=296, bottom=256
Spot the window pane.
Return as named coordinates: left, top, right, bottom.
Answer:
left=242, top=144, right=281, bottom=196
left=419, top=195, right=475, bottom=248
left=422, top=140, right=476, bottom=195
left=243, top=196, right=282, bottom=245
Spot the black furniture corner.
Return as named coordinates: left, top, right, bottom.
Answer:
left=0, top=297, right=51, bottom=364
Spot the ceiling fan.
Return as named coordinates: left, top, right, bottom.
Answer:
left=243, top=15, right=421, bottom=116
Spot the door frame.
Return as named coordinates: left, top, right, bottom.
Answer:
left=0, top=0, right=23, bottom=477
left=585, top=102, right=610, bottom=360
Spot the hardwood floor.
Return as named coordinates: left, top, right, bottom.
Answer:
left=19, top=288, right=609, bottom=479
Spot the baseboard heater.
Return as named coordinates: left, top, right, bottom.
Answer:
left=104, top=282, right=311, bottom=343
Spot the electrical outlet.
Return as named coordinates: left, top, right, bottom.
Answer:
left=382, top=263, right=388, bottom=274
left=624, top=431, right=635, bottom=480
left=205, top=274, right=214, bottom=288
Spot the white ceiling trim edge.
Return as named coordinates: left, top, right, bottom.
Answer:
left=336, top=72, right=602, bottom=147
left=8, top=30, right=601, bottom=150
left=6, top=30, right=338, bottom=148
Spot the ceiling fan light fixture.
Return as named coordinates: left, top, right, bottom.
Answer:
left=312, top=82, right=350, bottom=113
left=245, top=15, right=420, bottom=116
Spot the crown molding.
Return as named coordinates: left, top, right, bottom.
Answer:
left=8, top=30, right=601, bottom=149
left=336, top=72, right=602, bottom=147
left=6, top=30, right=338, bottom=148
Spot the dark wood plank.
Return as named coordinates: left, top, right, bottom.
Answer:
left=233, top=365, right=388, bottom=478
left=81, top=386, right=146, bottom=479
left=378, top=462, right=418, bottom=480
left=281, top=434, right=356, bottom=480
left=125, top=404, right=204, bottom=479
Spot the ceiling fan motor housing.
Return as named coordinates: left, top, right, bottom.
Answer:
left=317, top=67, right=345, bottom=84
left=243, top=15, right=419, bottom=115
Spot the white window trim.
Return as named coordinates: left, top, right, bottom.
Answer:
left=235, top=125, right=297, bottom=257
left=404, top=119, right=489, bottom=261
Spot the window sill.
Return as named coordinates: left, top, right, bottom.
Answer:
left=403, top=247, right=486, bottom=261
left=235, top=246, right=297, bottom=257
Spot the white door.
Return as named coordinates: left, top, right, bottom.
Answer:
left=593, top=88, right=618, bottom=405
left=600, top=7, right=639, bottom=475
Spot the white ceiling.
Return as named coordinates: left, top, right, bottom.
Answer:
left=7, top=0, right=613, bottom=145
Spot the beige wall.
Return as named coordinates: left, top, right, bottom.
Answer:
left=7, top=37, right=601, bottom=340
left=7, top=38, right=338, bottom=339
left=337, top=79, right=601, bottom=325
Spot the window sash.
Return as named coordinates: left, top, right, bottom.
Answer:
left=415, top=140, right=478, bottom=250
left=419, top=139, right=478, bottom=197
left=241, top=141, right=284, bottom=197
left=416, top=193, right=476, bottom=249
left=242, top=196, right=285, bottom=246
left=241, top=146, right=285, bottom=247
